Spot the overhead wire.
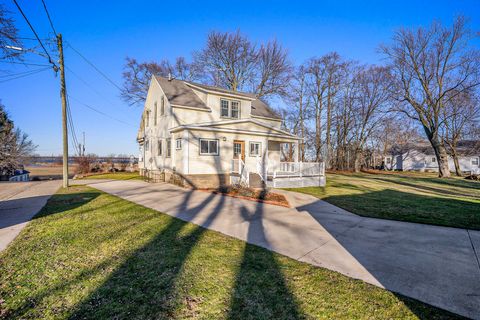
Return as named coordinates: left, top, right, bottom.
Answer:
left=40, top=0, right=58, bottom=36
left=12, top=0, right=57, bottom=68
left=0, top=67, right=51, bottom=83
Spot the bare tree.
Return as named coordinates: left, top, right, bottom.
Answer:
left=193, top=30, right=257, bottom=91
left=0, top=4, right=22, bottom=60
left=284, top=65, right=311, bottom=161
left=350, top=66, right=393, bottom=172
left=0, top=102, right=36, bottom=176
left=121, top=56, right=194, bottom=106
left=254, top=40, right=292, bottom=98
left=194, top=31, right=292, bottom=99
left=442, top=89, right=480, bottom=176
left=382, top=16, right=480, bottom=177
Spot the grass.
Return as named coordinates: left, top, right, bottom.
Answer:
left=285, top=172, right=480, bottom=230
left=0, top=186, right=462, bottom=319
left=79, top=171, right=142, bottom=180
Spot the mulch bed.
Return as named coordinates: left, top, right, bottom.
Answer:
left=200, top=186, right=290, bottom=207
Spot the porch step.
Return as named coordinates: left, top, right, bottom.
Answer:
left=249, top=173, right=265, bottom=189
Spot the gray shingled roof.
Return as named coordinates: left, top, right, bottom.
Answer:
left=155, top=76, right=281, bottom=120
left=154, top=76, right=209, bottom=110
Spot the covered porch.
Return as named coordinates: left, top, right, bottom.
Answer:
left=231, top=139, right=326, bottom=188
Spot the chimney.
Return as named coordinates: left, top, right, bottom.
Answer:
left=168, top=73, right=172, bottom=81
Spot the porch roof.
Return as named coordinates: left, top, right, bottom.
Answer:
left=169, top=119, right=302, bottom=141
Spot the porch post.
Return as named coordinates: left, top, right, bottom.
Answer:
left=182, top=130, right=189, bottom=174
left=293, top=140, right=299, bottom=163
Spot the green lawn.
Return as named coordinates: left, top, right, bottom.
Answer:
left=80, top=171, right=142, bottom=180
left=286, top=172, right=480, bottom=230
left=0, top=186, right=461, bottom=319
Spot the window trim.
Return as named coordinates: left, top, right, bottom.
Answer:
left=157, top=139, right=163, bottom=156
left=249, top=141, right=262, bottom=157
left=220, top=98, right=240, bottom=119
left=166, top=138, right=172, bottom=158
left=472, top=157, right=479, bottom=166
left=145, top=110, right=150, bottom=127
left=160, top=96, right=165, bottom=116
left=176, top=138, right=182, bottom=150
left=154, top=102, right=158, bottom=126
left=199, top=138, right=219, bottom=156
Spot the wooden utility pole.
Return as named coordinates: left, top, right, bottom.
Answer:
left=57, top=33, right=69, bottom=188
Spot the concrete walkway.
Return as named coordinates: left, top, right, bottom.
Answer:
left=0, top=180, right=61, bottom=252
left=82, top=180, right=480, bottom=318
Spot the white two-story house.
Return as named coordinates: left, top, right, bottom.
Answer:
left=137, top=75, right=325, bottom=188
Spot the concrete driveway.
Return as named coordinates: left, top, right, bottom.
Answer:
left=0, top=180, right=61, bottom=252
left=79, top=180, right=480, bottom=318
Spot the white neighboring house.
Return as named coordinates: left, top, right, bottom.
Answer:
left=384, top=141, right=480, bottom=174
left=137, top=75, right=326, bottom=188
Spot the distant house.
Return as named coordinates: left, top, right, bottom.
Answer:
left=384, top=141, right=480, bottom=174
left=137, top=75, right=326, bottom=188
left=0, top=169, right=30, bottom=182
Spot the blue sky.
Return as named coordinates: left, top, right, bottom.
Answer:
left=1, top=0, right=479, bottom=156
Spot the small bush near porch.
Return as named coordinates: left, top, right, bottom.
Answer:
left=286, top=171, right=480, bottom=230
left=0, top=186, right=460, bottom=319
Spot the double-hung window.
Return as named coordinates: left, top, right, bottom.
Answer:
left=249, top=142, right=261, bottom=156
left=145, top=110, right=150, bottom=127
left=166, top=139, right=171, bottom=157
left=472, top=157, right=479, bottom=166
left=161, top=96, right=165, bottom=116
left=154, top=102, right=158, bottom=126
left=220, top=99, right=240, bottom=119
left=157, top=140, right=162, bottom=156
left=200, top=139, right=219, bottom=155
left=176, top=138, right=182, bottom=150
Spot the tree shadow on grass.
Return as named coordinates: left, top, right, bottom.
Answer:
left=320, top=188, right=480, bottom=230
left=227, top=204, right=303, bottom=320
left=297, top=189, right=479, bottom=319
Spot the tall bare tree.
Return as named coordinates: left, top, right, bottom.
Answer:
left=0, top=4, right=22, bottom=60
left=193, top=31, right=291, bottom=99
left=442, top=89, right=480, bottom=176
left=121, top=56, right=195, bottom=106
left=350, top=66, right=393, bottom=172
left=0, top=102, right=36, bottom=176
left=285, top=65, right=310, bottom=161
left=382, top=16, right=480, bottom=177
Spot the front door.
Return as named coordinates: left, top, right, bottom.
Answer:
left=233, top=140, right=245, bottom=162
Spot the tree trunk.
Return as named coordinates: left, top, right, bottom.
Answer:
left=452, top=152, right=462, bottom=176
left=315, top=103, right=322, bottom=162
left=428, top=134, right=451, bottom=178
left=353, top=149, right=362, bottom=173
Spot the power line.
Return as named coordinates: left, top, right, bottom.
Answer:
left=65, top=66, right=117, bottom=105
left=0, top=60, right=51, bottom=67
left=0, top=67, right=51, bottom=83
left=66, top=42, right=123, bottom=91
left=66, top=96, right=81, bottom=155
left=68, top=95, right=137, bottom=127
left=40, top=0, right=57, bottom=36
left=12, top=0, right=57, bottom=68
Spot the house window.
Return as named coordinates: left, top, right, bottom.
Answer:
left=157, top=140, right=162, bottom=156
left=221, top=99, right=229, bottom=117
left=161, top=96, right=165, bottom=116
left=234, top=143, right=242, bottom=156
left=145, top=110, right=150, bottom=127
left=249, top=142, right=261, bottom=156
left=385, top=157, right=391, bottom=165
left=472, top=157, right=479, bottom=166
left=220, top=99, right=240, bottom=119
left=166, top=139, right=171, bottom=157
left=200, top=139, right=219, bottom=155
left=231, top=101, right=239, bottom=118
left=431, top=157, right=436, bottom=163
left=145, top=139, right=150, bottom=152
left=154, top=102, right=158, bottom=126
left=176, top=138, right=182, bottom=150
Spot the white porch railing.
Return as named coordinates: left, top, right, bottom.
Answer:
left=231, top=159, right=249, bottom=186
left=268, top=161, right=325, bottom=178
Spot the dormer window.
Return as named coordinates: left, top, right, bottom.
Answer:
left=220, top=99, right=240, bottom=119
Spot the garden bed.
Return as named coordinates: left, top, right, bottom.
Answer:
left=203, top=185, right=290, bottom=207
